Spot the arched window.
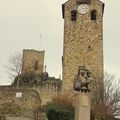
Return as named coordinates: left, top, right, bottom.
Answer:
left=91, top=10, right=97, bottom=20
left=71, top=10, right=77, bottom=21
left=35, top=61, right=39, bottom=70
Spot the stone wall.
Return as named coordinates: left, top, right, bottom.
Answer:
left=62, top=0, right=104, bottom=92
left=0, top=78, right=62, bottom=118
left=33, top=79, right=62, bottom=105
left=22, top=49, right=45, bottom=74
left=0, top=86, right=41, bottom=119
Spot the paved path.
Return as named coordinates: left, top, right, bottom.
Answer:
left=6, top=117, right=33, bottom=120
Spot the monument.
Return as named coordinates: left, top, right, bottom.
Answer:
left=74, top=65, right=93, bottom=120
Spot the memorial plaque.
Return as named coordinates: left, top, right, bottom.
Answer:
left=16, top=92, right=22, bottom=98
left=82, top=95, right=89, bottom=107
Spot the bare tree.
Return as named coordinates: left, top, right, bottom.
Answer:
left=91, top=73, right=120, bottom=120
left=5, top=52, right=22, bottom=81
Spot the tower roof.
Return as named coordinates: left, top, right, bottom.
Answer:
left=76, top=0, right=90, bottom=4
left=62, top=0, right=105, bottom=18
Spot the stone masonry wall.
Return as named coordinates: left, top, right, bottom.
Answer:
left=0, top=86, right=41, bottom=119
left=0, top=78, right=61, bottom=117
left=62, top=0, right=104, bottom=92
left=22, top=49, right=45, bottom=74
left=33, top=79, right=62, bottom=105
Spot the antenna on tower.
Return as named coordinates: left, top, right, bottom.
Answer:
left=39, top=34, right=42, bottom=50
left=44, top=65, right=47, bottom=72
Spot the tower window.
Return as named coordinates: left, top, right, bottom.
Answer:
left=87, top=46, right=93, bottom=52
left=71, top=10, right=77, bottom=21
left=91, top=10, right=97, bottom=20
left=35, top=61, right=39, bottom=70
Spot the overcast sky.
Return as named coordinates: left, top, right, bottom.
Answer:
left=0, top=0, right=120, bottom=85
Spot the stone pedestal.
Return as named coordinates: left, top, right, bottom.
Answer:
left=75, top=92, right=90, bottom=120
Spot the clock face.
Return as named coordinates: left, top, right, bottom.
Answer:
left=77, top=4, right=89, bottom=14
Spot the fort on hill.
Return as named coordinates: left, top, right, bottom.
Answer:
left=0, top=49, right=62, bottom=120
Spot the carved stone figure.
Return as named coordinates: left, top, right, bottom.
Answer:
left=74, top=65, right=92, bottom=92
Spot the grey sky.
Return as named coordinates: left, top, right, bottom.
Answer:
left=0, top=0, right=120, bottom=85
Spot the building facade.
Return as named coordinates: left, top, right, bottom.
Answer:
left=62, top=0, right=104, bottom=92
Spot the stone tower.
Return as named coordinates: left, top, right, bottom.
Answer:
left=62, top=0, right=104, bottom=92
left=22, top=49, right=45, bottom=74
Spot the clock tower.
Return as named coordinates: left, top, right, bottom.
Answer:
left=62, top=0, right=105, bottom=92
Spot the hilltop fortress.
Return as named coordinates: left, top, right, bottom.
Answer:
left=0, top=0, right=104, bottom=119
left=0, top=49, right=62, bottom=119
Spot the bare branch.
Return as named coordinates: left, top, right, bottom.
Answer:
left=92, top=73, right=120, bottom=119
left=4, top=52, right=22, bottom=81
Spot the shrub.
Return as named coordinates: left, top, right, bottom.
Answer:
left=52, top=94, right=74, bottom=110
left=46, top=103, right=74, bottom=120
left=45, top=94, right=74, bottom=120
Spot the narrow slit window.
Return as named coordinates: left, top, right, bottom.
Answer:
left=87, top=46, right=93, bottom=52
left=91, top=10, right=97, bottom=20
left=71, top=10, right=77, bottom=21
left=35, top=61, right=39, bottom=70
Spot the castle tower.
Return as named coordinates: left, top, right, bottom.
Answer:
left=22, top=49, right=45, bottom=74
left=62, top=0, right=104, bottom=92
